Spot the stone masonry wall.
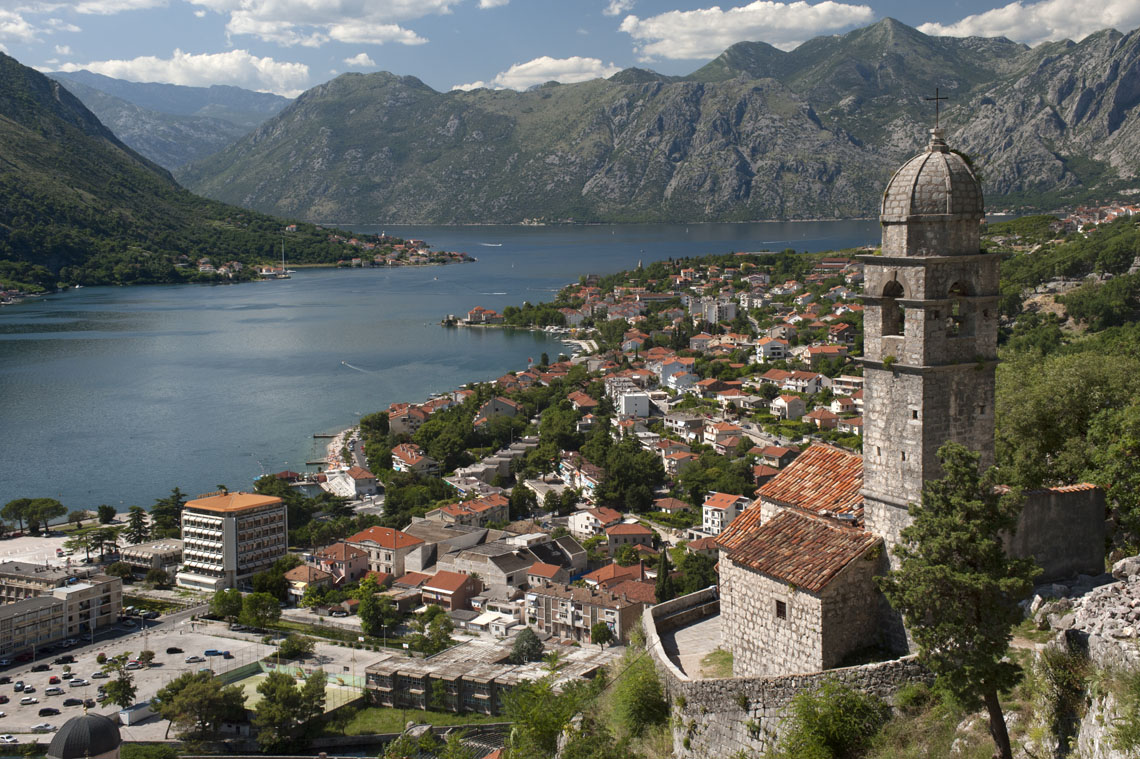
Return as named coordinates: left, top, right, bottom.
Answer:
left=646, top=590, right=931, bottom=758
left=1006, top=487, right=1105, bottom=583
left=821, top=543, right=883, bottom=668
left=720, top=556, right=824, bottom=677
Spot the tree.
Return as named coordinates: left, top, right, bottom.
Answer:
left=252, top=671, right=303, bottom=752
left=137, top=650, right=155, bottom=668
left=613, top=544, right=639, bottom=566
left=149, top=488, right=186, bottom=538
left=210, top=588, right=243, bottom=621
left=877, top=442, right=1040, bottom=759
left=590, top=622, right=613, bottom=650
left=97, top=504, right=117, bottom=524
left=240, top=592, right=282, bottom=628
left=68, top=510, right=89, bottom=529
left=125, top=506, right=149, bottom=544
left=278, top=634, right=315, bottom=659
left=654, top=548, right=675, bottom=603
left=64, top=532, right=93, bottom=563
left=101, top=653, right=138, bottom=708
left=2, top=498, right=30, bottom=533
left=105, top=562, right=133, bottom=580
left=92, top=526, right=122, bottom=558
left=153, top=671, right=245, bottom=739
left=359, top=592, right=399, bottom=638
left=510, top=627, right=545, bottom=664
left=145, top=568, right=170, bottom=588
left=299, top=670, right=327, bottom=724
left=26, top=498, right=66, bottom=533
left=676, top=551, right=717, bottom=595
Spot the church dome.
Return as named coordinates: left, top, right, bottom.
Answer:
left=881, top=129, right=983, bottom=221
left=47, top=713, right=122, bottom=759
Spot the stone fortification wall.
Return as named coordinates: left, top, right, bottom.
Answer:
left=1006, top=486, right=1105, bottom=583
left=646, top=589, right=930, bottom=758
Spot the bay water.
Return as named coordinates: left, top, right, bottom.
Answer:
left=0, top=221, right=877, bottom=509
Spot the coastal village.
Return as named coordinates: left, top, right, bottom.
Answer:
left=2, top=146, right=1139, bottom=759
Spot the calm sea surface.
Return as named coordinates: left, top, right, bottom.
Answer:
left=0, top=221, right=877, bottom=509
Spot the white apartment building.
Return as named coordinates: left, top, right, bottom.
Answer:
left=176, top=492, right=289, bottom=592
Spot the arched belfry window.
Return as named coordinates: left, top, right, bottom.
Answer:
left=947, top=282, right=972, bottom=337
left=882, top=280, right=905, bottom=337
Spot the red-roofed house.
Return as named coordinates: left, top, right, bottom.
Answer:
left=391, top=443, right=439, bottom=475
left=609, top=579, right=657, bottom=606
left=315, top=542, right=369, bottom=585
left=568, top=506, right=623, bottom=539
left=702, top=492, right=752, bottom=536
left=422, top=570, right=481, bottom=611
left=803, top=407, right=839, bottom=430
left=426, top=493, right=509, bottom=527
left=284, top=564, right=332, bottom=604
left=770, top=395, right=805, bottom=420
left=326, top=465, right=379, bottom=499
left=474, top=397, right=522, bottom=427
left=582, top=561, right=647, bottom=589
left=346, top=526, right=425, bottom=577
left=527, top=562, right=570, bottom=586
left=606, top=523, right=654, bottom=555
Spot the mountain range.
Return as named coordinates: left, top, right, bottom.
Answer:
left=0, top=53, right=369, bottom=291
left=48, top=71, right=290, bottom=169
left=165, top=18, right=1140, bottom=224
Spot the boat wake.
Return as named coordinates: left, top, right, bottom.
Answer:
left=478, top=243, right=503, bottom=247
left=482, top=291, right=508, bottom=295
left=341, top=361, right=373, bottom=374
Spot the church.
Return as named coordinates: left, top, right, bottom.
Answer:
left=716, top=127, right=1106, bottom=678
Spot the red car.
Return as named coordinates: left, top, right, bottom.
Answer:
left=48, top=677, right=60, bottom=685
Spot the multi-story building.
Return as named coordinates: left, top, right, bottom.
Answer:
left=176, top=492, right=288, bottom=592
left=345, top=525, right=425, bottom=577
left=0, top=562, right=90, bottom=603
left=120, top=539, right=184, bottom=576
left=702, top=492, right=751, bottom=536
left=525, top=581, right=646, bottom=644
left=52, top=575, right=123, bottom=638
left=0, top=596, right=66, bottom=656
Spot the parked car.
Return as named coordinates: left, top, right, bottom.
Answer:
left=165, top=647, right=183, bottom=655
left=52, top=656, right=74, bottom=665
left=0, top=660, right=10, bottom=668
left=30, top=724, right=55, bottom=733
left=0, top=695, right=8, bottom=704
left=184, top=655, right=206, bottom=663
left=203, top=650, right=221, bottom=657
left=47, top=676, right=60, bottom=684
left=30, top=665, right=50, bottom=673
left=222, top=652, right=233, bottom=660
left=330, top=610, right=348, bottom=617
left=14, top=653, right=32, bottom=663
left=90, top=672, right=108, bottom=680
left=13, top=683, right=23, bottom=693
left=19, top=697, right=37, bottom=705
left=22, top=687, right=34, bottom=694
left=119, top=620, right=136, bottom=629
left=62, top=639, right=78, bottom=648
left=45, top=688, right=63, bottom=697
left=68, top=679, right=88, bottom=687
left=142, top=611, right=159, bottom=620
left=0, top=735, right=18, bottom=744
left=124, top=661, right=142, bottom=671
left=37, top=708, right=59, bottom=717
left=62, top=699, right=82, bottom=707
left=0, top=677, right=9, bottom=685
left=83, top=699, right=96, bottom=709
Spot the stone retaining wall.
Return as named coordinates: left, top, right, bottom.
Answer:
left=645, top=589, right=930, bottom=757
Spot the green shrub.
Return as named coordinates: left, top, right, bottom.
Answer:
left=1114, top=669, right=1140, bottom=751
left=769, top=680, right=888, bottom=759
left=893, top=682, right=933, bottom=714
left=611, top=651, right=668, bottom=737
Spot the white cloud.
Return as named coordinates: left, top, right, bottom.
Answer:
left=0, top=9, right=38, bottom=42
left=53, top=42, right=69, bottom=53
left=45, top=18, right=81, bottom=32
left=194, top=8, right=205, bottom=17
left=619, top=0, right=874, bottom=59
left=71, top=0, right=165, bottom=14
left=478, top=0, right=508, bottom=7
left=917, top=0, right=1140, bottom=45
left=453, top=55, right=622, bottom=91
left=343, top=52, right=374, bottom=67
left=603, top=0, right=634, bottom=17
left=187, top=0, right=455, bottom=47
left=55, top=48, right=309, bottom=95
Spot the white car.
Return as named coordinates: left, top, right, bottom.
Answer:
left=19, top=697, right=37, bottom=705
left=0, top=735, right=18, bottom=744
left=90, top=672, right=108, bottom=680
left=184, top=655, right=206, bottom=664
left=68, top=679, right=88, bottom=687
left=31, top=724, right=56, bottom=733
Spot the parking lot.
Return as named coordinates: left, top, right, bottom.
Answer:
left=0, top=615, right=380, bottom=743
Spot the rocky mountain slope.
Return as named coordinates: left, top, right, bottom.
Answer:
left=176, top=19, right=1140, bottom=224
left=49, top=71, right=289, bottom=169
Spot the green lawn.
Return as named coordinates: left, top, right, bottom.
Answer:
left=699, top=648, right=734, bottom=678
left=328, top=706, right=501, bottom=736
left=270, top=618, right=411, bottom=651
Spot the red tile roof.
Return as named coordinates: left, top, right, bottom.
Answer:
left=606, top=523, right=653, bottom=537
left=583, top=561, right=645, bottom=587
left=284, top=565, right=332, bottom=583
left=687, top=536, right=719, bottom=552
left=317, top=542, right=367, bottom=561
left=527, top=562, right=564, bottom=579
left=756, top=444, right=862, bottom=517
left=395, top=571, right=431, bottom=587
left=424, top=570, right=473, bottom=594
left=346, top=526, right=424, bottom=550
left=610, top=579, right=657, bottom=605
left=346, top=465, right=376, bottom=480
left=587, top=507, right=623, bottom=524
left=719, top=509, right=879, bottom=593
left=703, top=492, right=749, bottom=511
left=654, top=497, right=690, bottom=511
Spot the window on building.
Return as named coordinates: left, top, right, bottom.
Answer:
left=775, top=600, right=787, bottom=619
left=881, top=280, right=905, bottom=337
left=947, top=282, right=973, bottom=337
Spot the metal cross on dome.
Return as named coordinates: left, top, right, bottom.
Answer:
left=925, top=87, right=949, bottom=129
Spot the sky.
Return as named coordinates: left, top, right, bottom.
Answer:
left=1, top=0, right=1138, bottom=97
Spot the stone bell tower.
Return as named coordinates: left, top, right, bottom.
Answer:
left=860, top=127, right=999, bottom=561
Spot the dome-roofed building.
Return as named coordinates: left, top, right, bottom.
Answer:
left=879, top=128, right=984, bottom=258
left=47, top=712, right=122, bottom=759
